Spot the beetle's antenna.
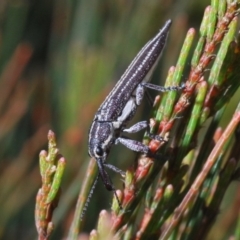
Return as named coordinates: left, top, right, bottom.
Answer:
left=80, top=174, right=99, bottom=221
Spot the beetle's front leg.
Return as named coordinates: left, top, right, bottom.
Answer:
left=104, top=163, right=125, bottom=176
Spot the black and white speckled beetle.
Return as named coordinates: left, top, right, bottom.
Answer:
left=87, top=20, right=184, bottom=208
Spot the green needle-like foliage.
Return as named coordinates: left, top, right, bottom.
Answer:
left=35, top=130, right=66, bottom=240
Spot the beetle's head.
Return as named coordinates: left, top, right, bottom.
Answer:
left=88, top=121, right=114, bottom=161
left=88, top=121, right=118, bottom=193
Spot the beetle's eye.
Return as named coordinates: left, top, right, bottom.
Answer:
left=95, top=146, right=104, bottom=156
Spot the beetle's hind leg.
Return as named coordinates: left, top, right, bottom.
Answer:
left=141, top=82, right=185, bottom=92
left=104, top=163, right=125, bottom=177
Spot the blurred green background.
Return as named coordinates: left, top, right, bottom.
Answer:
left=2, top=0, right=238, bottom=239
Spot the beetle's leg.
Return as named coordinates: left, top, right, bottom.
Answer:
left=136, top=84, right=145, bottom=106
left=104, top=163, right=125, bottom=176
left=116, top=137, right=150, bottom=154
left=123, top=120, right=148, bottom=133
left=123, top=120, right=166, bottom=142
left=141, top=82, right=185, bottom=92
left=145, top=88, right=154, bottom=106
left=116, top=137, right=165, bottom=160
left=147, top=132, right=166, bottom=142
left=135, top=83, right=154, bottom=106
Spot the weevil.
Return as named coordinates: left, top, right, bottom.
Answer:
left=87, top=20, right=184, bottom=209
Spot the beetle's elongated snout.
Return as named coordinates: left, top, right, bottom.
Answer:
left=97, top=158, right=114, bottom=191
